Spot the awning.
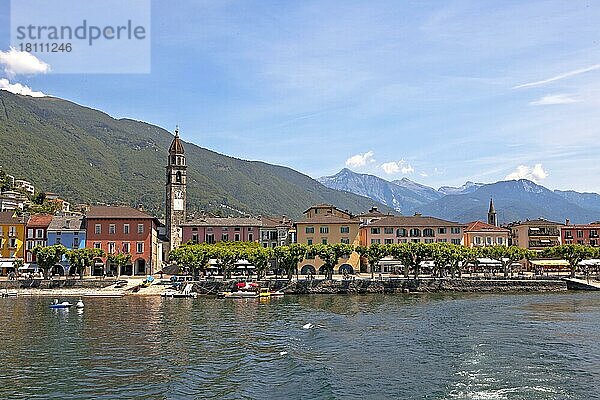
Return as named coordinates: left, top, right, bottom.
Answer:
left=579, top=259, right=600, bottom=266
left=0, top=261, right=15, bottom=270
left=530, top=260, right=569, bottom=266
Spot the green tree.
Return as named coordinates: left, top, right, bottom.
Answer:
left=274, top=244, right=307, bottom=280
left=107, top=253, right=132, bottom=276
left=389, top=242, right=431, bottom=279
left=213, top=243, right=244, bottom=279
left=543, top=244, right=598, bottom=278
left=32, top=244, right=67, bottom=278
left=428, top=242, right=455, bottom=278
left=481, top=246, right=535, bottom=278
left=246, top=246, right=273, bottom=279
left=356, top=243, right=389, bottom=279
left=12, top=258, right=24, bottom=273
left=312, top=243, right=354, bottom=280
left=66, top=248, right=106, bottom=278
left=169, top=244, right=212, bottom=277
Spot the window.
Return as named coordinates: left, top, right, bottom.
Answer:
left=192, top=234, right=199, bottom=243
left=136, top=242, right=144, bottom=253
left=73, top=237, right=80, bottom=248
left=341, top=238, right=350, bottom=244
left=124, top=224, right=130, bottom=234
left=385, top=238, right=393, bottom=244
left=206, top=234, right=215, bottom=244
left=234, top=227, right=241, bottom=232
left=319, top=227, right=329, bottom=234
left=222, top=233, right=229, bottom=241
left=486, top=237, right=492, bottom=245
left=109, top=224, right=116, bottom=234
left=137, top=224, right=144, bottom=234
left=27, top=228, right=33, bottom=238
left=36, top=229, right=44, bottom=238
left=425, top=239, right=434, bottom=244
left=438, top=227, right=447, bottom=234
left=222, top=227, right=228, bottom=232
left=8, top=226, right=16, bottom=236
left=475, top=236, right=482, bottom=245
left=398, top=239, right=407, bottom=243
left=340, top=226, right=350, bottom=234
left=451, top=227, right=461, bottom=234
left=564, top=230, right=573, bottom=239
left=94, top=242, right=101, bottom=249
left=108, top=242, right=116, bottom=254
left=371, top=228, right=381, bottom=234
left=248, top=233, right=253, bottom=242
left=234, top=233, right=240, bottom=241
left=95, top=224, right=101, bottom=234
left=410, top=228, right=421, bottom=237
left=307, top=239, right=313, bottom=245
left=396, top=228, right=407, bottom=237
left=9, top=238, right=17, bottom=248
left=305, top=227, right=314, bottom=234
left=577, top=230, right=584, bottom=238
left=497, top=237, right=504, bottom=245
left=384, top=227, right=394, bottom=235
left=55, top=237, right=61, bottom=245
left=26, top=253, right=32, bottom=262
left=451, top=239, right=461, bottom=245
left=437, top=239, right=447, bottom=243
left=411, top=239, right=420, bottom=243
left=371, top=239, right=381, bottom=244
left=248, top=227, right=253, bottom=231
left=207, top=227, right=213, bottom=232
left=322, top=238, right=328, bottom=244
left=123, top=242, right=130, bottom=253
left=423, top=228, right=435, bottom=237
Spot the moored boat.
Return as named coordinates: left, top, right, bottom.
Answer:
left=49, top=300, right=73, bottom=309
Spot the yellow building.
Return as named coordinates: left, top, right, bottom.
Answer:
left=295, top=204, right=361, bottom=275
left=0, top=211, right=26, bottom=275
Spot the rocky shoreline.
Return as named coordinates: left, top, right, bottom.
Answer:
left=0, top=277, right=568, bottom=296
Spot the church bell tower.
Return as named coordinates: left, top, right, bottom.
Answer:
left=166, top=126, right=187, bottom=250
left=488, top=198, right=498, bottom=227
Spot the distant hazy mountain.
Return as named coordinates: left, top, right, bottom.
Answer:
left=318, top=168, right=600, bottom=224
left=438, top=181, right=484, bottom=195
left=554, top=190, right=600, bottom=214
left=392, top=178, right=443, bottom=203
left=420, top=179, right=599, bottom=224
left=318, top=169, right=437, bottom=213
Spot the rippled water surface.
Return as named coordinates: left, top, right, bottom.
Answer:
left=1, top=292, right=599, bottom=399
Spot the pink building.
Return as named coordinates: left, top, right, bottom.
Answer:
left=181, top=217, right=262, bottom=244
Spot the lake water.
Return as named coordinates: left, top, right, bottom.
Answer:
left=0, top=292, right=599, bottom=399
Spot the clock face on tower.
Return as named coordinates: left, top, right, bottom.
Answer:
left=175, top=189, right=183, bottom=199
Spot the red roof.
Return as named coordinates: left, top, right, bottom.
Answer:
left=27, top=214, right=54, bottom=228
left=86, top=206, right=156, bottom=220
left=465, top=221, right=510, bottom=232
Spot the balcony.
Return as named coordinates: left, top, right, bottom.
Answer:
left=529, top=240, right=559, bottom=248
left=528, top=228, right=559, bottom=237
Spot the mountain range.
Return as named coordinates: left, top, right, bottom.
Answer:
left=319, top=169, right=600, bottom=224
left=0, top=91, right=391, bottom=219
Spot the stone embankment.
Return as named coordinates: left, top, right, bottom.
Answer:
left=192, top=278, right=567, bottom=295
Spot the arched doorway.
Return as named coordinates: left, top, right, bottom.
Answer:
left=318, top=265, right=328, bottom=275
left=301, top=264, right=316, bottom=275
left=120, top=262, right=133, bottom=276
left=135, top=258, right=146, bottom=275
left=92, top=258, right=105, bottom=276
left=338, top=264, right=354, bottom=275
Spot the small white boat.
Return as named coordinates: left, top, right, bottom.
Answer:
left=218, top=291, right=259, bottom=299
left=1, top=290, right=18, bottom=298
left=49, top=300, right=73, bottom=309
left=161, top=290, right=198, bottom=298
left=76, top=299, right=85, bottom=309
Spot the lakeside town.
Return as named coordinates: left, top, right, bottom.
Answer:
left=1, top=130, right=600, bottom=294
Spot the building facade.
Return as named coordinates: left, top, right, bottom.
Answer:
left=359, top=214, right=464, bottom=246
left=0, top=211, right=26, bottom=274
left=47, top=215, right=86, bottom=274
left=165, top=127, right=187, bottom=251
left=259, top=216, right=294, bottom=248
left=181, top=217, right=262, bottom=244
left=85, top=206, right=160, bottom=276
left=464, top=220, right=510, bottom=247
left=561, top=222, right=600, bottom=246
left=295, top=205, right=360, bottom=275
left=507, top=219, right=562, bottom=250
left=25, top=214, right=53, bottom=264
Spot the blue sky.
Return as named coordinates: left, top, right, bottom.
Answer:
left=2, top=1, right=600, bottom=192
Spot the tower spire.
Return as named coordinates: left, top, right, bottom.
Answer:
left=174, top=125, right=179, bottom=137
left=488, top=197, right=498, bottom=227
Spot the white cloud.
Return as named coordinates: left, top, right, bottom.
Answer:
left=513, top=64, right=600, bottom=89
left=345, top=151, right=375, bottom=168
left=0, top=78, right=46, bottom=97
left=505, top=163, right=548, bottom=183
left=529, top=94, right=579, bottom=106
left=380, top=159, right=414, bottom=175
left=0, top=47, right=50, bottom=78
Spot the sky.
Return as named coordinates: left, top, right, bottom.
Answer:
left=2, top=0, right=600, bottom=192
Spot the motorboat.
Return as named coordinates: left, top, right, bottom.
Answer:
left=218, top=291, right=259, bottom=299
left=258, top=288, right=285, bottom=298
left=1, top=290, right=18, bottom=298
left=161, top=283, right=197, bottom=298
left=49, top=300, right=73, bottom=309
left=76, top=299, right=85, bottom=309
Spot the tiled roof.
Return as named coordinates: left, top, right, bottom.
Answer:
left=182, top=217, right=262, bottom=227
left=508, top=218, right=562, bottom=227
left=169, top=132, right=185, bottom=154
left=0, top=211, right=25, bottom=225
left=86, top=206, right=156, bottom=220
left=465, top=221, right=510, bottom=232
left=27, top=214, right=54, bottom=227
left=48, top=215, right=85, bottom=231
left=295, top=214, right=359, bottom=225
left=260, top=216, right=293, bottom=228
left=366, top=215, right=463, bottom=227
